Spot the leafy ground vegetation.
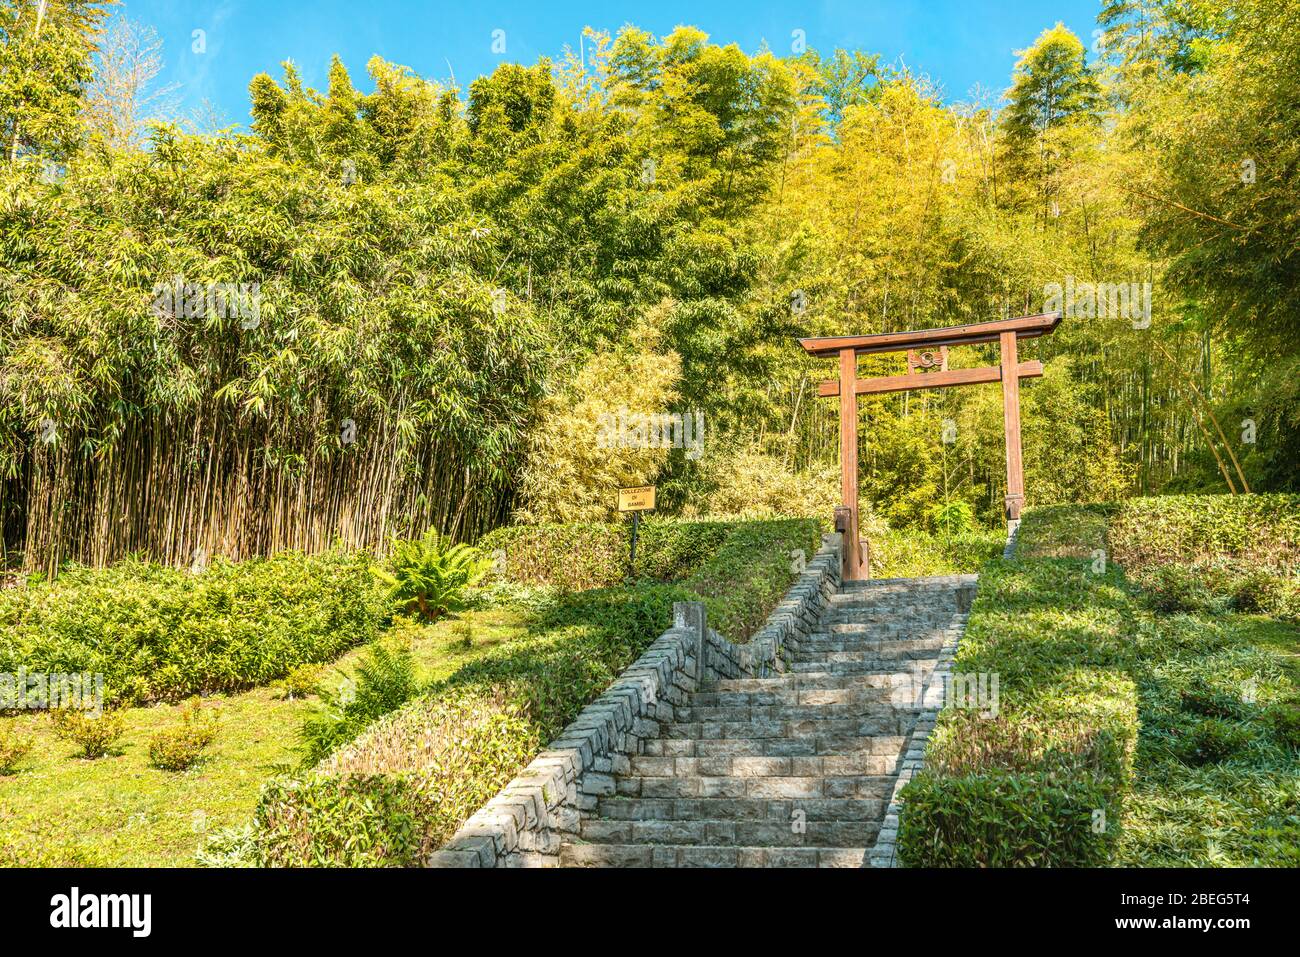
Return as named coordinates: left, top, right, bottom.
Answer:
left=898, top=495, right=1300, bottom=867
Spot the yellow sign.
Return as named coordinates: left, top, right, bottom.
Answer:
left=618, top=486, right=656, bottom=512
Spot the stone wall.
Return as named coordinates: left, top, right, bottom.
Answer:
left=427, top=533, right=843, bottom=868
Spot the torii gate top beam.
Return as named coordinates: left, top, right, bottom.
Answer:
left=798, top=313, right=1061, bottom=358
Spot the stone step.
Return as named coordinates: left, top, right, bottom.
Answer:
left=595, top=796, right=887, bottom=823
left=687, top=688, right=892, bottom=708
left=794, top=638, right=945, bottom=659
left=662, top=712, right=918, bottom=740
left=711, top=672, right=897, bottom=693
left=616, top=773, right=896, bottom=800
left=559, top=843, right=869, bottom=868
left=673, top=697, right=911, bottom=724
left=824, top=621, right=954, bottom=637
left=578, top=817, right=882, bottom=848
left=786, top=658, right=938, bottom=675
left=628, top=753, right=900, bottom=778
left=794, top=634, right=948, bottom=652
left=840, top=574, right=977, bottom=590
left=641, top=733, right=909, bottom=757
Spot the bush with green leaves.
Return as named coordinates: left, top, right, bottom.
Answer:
left=1169, top=718, right=1253, bottom=767
left=51, top=709, right=125, bottom=759
left=1108, top=494, right=1300, bottom=575
left=375, top=529, right=491, bottom=621
left=478, top=517, right=736, bottom=591
left=898, top=769, right=1116, bottom=867
left=0, top=726, right=32, bottom=775
left=256, top=689, right=536, bottom=866
left=0, top=550, right=388, bottom=706
left=148, top=699, right=219, bottom=771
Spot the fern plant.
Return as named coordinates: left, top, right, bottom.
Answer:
left=299, top=640, right=418, bottom=765
left=374, top=529, right=491, bottom=621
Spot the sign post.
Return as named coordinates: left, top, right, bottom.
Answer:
left=618, top=486, right=656, bottom=577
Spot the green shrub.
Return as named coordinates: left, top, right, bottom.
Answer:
left=683, top=518, right=820, bottom=640
left=1138, top=564, right=1226, bottom=615
left=1264, top=704, right=1300, bottom=750
left=1178, top=679, right=1248, bottom=719
left=478, top=522, right=626, bottom=590
left=299, top=638, right=419, bottom=764
left=865, top=525, right=1004, bottom=579
left=275, top=663, right=323, bottom=701
left=0, top=726, right=32, bottom=774
left=148, top=699, right=219, bottom=771
left=375, top=529, right=490, bottom=621
left=1108, top=494, right=1300, bottom=574
left=897, top=769, right=1116, bottom=867
left=0, top=549, right=388, bottom=706
left=51, top=709, right=125, bottom=759
left=479, top=518, right=735, bottom=590
left=1171, top=718, right=1252, bottom=766
left=929, top=500, right=976, bottom=535
left=1017, top=504, right=1116, bottom=559
left=257, top=689, right=536, bottom=866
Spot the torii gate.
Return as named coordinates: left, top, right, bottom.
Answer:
left=799, top=313, right=1062, bottom=581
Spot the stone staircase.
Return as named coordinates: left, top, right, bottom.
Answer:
left=559, top=574, right=976, bottom=868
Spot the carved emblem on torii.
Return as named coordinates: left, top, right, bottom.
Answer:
left=906, top=347, right=949, bottom=374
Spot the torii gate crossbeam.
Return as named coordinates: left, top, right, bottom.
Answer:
left=799, top=312, right=1062, bottom=581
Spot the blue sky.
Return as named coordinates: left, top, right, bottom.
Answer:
left=123, top=0, right=1104, bottom=128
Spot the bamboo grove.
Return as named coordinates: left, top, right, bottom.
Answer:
left=1, top=1, right=1297, bottom=573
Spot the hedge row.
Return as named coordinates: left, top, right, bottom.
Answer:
left=477, top=517, right=735, bottom=591
left=897, top=553, right=1139, bottom=867
left=0, top=551, right=388, bottom=705
left=1107, top=494, right=1300, bottom=574
left=252, top=517, right=821, bottom=866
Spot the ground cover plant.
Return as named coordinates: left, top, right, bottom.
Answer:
left=899, top=497, right=1300, bottom=867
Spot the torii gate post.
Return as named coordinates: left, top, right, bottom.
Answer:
left=800, top=313, right=1061, bottom=581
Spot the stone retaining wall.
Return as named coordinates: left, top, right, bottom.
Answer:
left=427, top=533, right=843, bottom=868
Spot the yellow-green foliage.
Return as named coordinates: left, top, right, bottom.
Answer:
left=51, top=709, right=126, bottom=759
left=0, top=726, right=32, bottom=775
left=1108, top=494, right=1300, bottom=574
left=148, top=698, right=220, bottom=771
left=255, top=689, right=537, bottom=866
left=0, top=550, right=387, bottom=706
left=514, top=314, right=682, bottom=524
left=686, top=448, right=839, bottom=519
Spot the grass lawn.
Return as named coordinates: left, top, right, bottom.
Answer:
left=0, top=606, right=529, bottom=867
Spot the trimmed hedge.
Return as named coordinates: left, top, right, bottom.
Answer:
left=477, top=517, right=736, bottom=591
left=253, top=517, right=821, bottom=866
left=0, top=550, right=387, bottom=705
left=897, top=555, right=1140, bottom=867
left=256, top=689, right=536, bottom=867
left=900, top=497, right=1300, bottom=867
left=1108, top=494, right=1300, bottom=574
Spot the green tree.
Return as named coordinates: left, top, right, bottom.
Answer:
left=0, top=0, right=112, bottom=161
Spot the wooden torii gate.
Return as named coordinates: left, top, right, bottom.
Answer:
left=799, top=313, right=1062, bottom=581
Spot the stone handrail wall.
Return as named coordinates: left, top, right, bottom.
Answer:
left=427, top=533, right=843, bottom=868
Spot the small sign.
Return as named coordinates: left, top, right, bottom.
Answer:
left=618, top=486, right=656, bottom=512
